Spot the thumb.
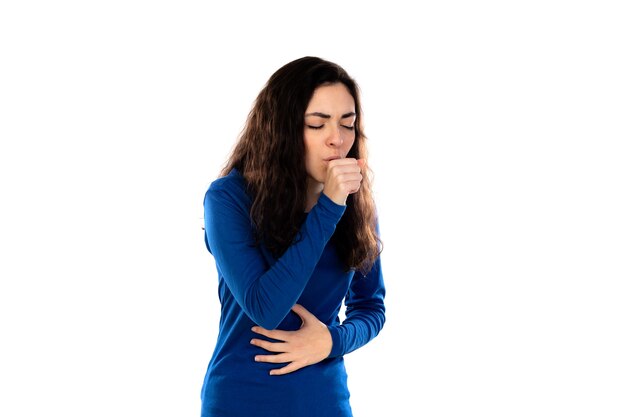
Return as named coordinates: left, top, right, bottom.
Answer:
left=357, top=158, right=367, bottom=169
left=291, top=304, right=313, bottom=323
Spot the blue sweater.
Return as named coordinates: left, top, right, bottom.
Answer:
left=200, top=169, right=386, bottom=417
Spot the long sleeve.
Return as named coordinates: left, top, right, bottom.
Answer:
left=203, top=174, right=346, bottom=329
left=326, top=256, right=386, bottom=357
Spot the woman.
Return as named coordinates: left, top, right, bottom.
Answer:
left=201, top=56, right=386, bottom=417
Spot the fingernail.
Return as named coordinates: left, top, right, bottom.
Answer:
left=254, top=356, right=260, bottom=362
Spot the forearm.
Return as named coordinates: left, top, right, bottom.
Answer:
left=206, top=189, right=345, bottom=329
left=327, top=258, right=386, bottom=357
left=327, top=301, right=386, bottom=357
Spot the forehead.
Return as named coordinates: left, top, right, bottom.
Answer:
left=306, top=83, right=355, bottom=112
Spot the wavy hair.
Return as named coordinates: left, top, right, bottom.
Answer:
left=220, top=56, right=381, bottom=274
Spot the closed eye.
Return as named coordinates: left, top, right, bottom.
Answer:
left=307, top=125, right=354, bottom=130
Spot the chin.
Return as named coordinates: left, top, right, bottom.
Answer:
left=315, top=169, right=327, bottom=184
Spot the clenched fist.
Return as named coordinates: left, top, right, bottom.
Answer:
left=322, top=158, right=365, bottom=206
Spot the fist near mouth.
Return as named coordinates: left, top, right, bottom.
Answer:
left=322, top=158, right=364, bottom=206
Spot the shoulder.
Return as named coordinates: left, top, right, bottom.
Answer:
left=204, top=169, right=252, bottom=211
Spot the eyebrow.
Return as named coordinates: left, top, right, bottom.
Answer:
left=305, top=111, right=356, bottom=119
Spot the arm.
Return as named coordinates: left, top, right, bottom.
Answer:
left=249, top=259, right=386, bottom=375
left=327, top=256, right=386, bottom=357
left=204, top=183, right=345, bottom=329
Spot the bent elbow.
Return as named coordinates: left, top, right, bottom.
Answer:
left=242, top=293, right=288, bottom=330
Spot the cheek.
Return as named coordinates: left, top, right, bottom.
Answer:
left=344, top=135, right=356, bottom=153
left=303, top=150, right=326, bottom=181
left=303, top=146, right=318, bottom=172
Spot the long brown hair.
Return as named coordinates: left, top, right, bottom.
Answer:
left=220, top=56, right=381, bottom=274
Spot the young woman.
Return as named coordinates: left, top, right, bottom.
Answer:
left=201, top=56, right=386, bottom=417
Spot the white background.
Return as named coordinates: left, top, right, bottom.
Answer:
left=1, top=1, right=625, bottom=416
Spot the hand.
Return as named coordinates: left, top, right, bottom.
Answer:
left=322, top=158, right=365, bottom=206
left=250, top=304, right=332, bottom=376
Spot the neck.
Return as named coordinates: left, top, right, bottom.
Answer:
left=305, top=178, right=324, bottom=212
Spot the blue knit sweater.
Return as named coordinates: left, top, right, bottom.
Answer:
left=200, top=169, right=386, bottom=417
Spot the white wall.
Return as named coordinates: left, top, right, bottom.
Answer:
left=1, top=1, right=625, bottom=416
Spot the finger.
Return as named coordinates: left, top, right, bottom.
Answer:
left=331, top=163, right=361, bottom=174
left=251, top=326, right=291, bottom=341
left=255, top=353, right=292, bottom=364
left=328, top=158, right=358, bottom=169
left=269, top=361, right=304, bottom=376
left=329, top=157, right=357, bottom=165
left=337, top=172, right=362, bottom=182
left=357, top=158, right=366, bottom=169
left=250, top=338, right=287, bottom=353
left=339, top=176, right=363, bottom=192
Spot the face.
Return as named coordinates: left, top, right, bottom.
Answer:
left=303, top=83, right=357, bottom=184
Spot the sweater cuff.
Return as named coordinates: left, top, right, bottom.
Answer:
left=327, top=325, right=344, bottom=358
left=317, top=192, right=346, bottom=218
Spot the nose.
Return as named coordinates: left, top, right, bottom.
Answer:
left=327, top=125, right=343, bottom=147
